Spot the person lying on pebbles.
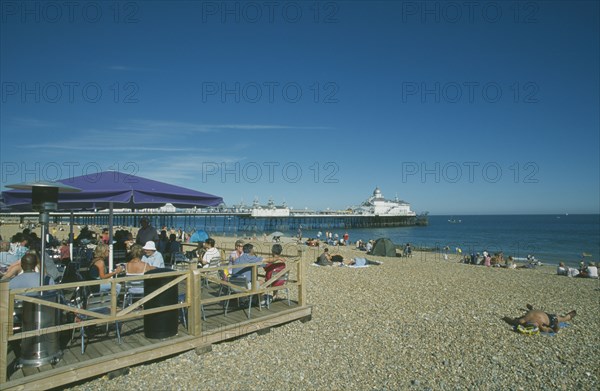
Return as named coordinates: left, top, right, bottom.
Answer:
left=503, top=304, right=577, bottom=333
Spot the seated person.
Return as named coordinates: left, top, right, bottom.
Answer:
left=557, top=262, right=568, bottom=276
left=141, top=241, right=165, bottom=268
left=9, top=253, right=55, bottom=290
left=89, top=243, right=123, bottom=295
left=577, top=261, right=598, bottom=278
left=165, top=233, right=182, bottom=263
left=230, top=243, right=264, bottom=288
left=263, top=244, right=287, bottom=302
left=315, top=248, right=333, bottom=266
left=500, top=256, right=517, bottom=269
left=200, top=237, right=220, bottom=268
left=1, top=233, right=30, bottom=277
left=503, top=304, right=576, bottom=333
left=125, top=244, right=156, bottom=275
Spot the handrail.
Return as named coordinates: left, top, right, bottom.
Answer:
left=0, top=243, right=306, bottom=385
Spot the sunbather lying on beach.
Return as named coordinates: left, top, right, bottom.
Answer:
left=502, top=304, right=576, bottom=333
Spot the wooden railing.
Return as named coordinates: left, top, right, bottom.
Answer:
left=0, top=244, right=306, bottom=384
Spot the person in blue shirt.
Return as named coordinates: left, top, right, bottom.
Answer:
left=230, top=243, right=264, bottom=288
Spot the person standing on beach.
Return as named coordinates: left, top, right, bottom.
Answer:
left=343, top=232, right=349, bottom=246
left=136, top=217, right=158, bottom=246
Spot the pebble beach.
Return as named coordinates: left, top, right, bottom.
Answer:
left=54, top=236, right=599, bottom=391
left=0, top=223, right=597, bottom=390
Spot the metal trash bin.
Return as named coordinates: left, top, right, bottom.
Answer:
left=19, top=291, right=63, bottom=367
left=143, top=268, right=179, bottom=339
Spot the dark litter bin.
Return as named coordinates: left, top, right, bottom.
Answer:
left=144, top=268, right=179, bottom=339
left=19, top=291, right=63, bottom=367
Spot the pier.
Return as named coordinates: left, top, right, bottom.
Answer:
left=0, top=211, right=427, bottom=234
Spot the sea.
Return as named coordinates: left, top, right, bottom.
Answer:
left=176, top=214, right=599, bottom=268
left=299, top=214, right=600, bottom=268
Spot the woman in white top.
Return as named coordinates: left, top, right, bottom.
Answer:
left=126, top=244, right=156, bottom=275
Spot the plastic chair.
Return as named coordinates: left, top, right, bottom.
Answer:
left=223, top=276, right=262, bottom=319
left=264, top=268, right=291, bottom=308
left=203, top=256, right=222, bottom=287
left=123, top=278, right=145, bottom=309
left=72, top=291, right=121, bottom=354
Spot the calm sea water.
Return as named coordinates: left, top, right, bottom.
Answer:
left=296, top=215, right=600, bottom=267
left=178, top=214, right=599, bottom=268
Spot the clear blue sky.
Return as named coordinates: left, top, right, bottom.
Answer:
left=1, top=1, right=598, bottom=215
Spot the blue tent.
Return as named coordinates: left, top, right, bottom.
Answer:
left=189, top=229, right=209, bottom=243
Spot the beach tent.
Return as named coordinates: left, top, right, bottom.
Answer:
left=2, top=171, right=223, bottom=267
left=371, top=238, right=396, bottom=257
left=189, top=229, right=209, bottom=243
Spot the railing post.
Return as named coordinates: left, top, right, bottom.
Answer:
left=297, top=248, right=306, bottom=306
left=0, top=280, right=9, bottom=384
left=188, top=264, right=202, bottom=337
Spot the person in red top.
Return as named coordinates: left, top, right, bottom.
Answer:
left=343, top=232, right=349, bottom=246
left=263, top=244, right=287, bottom=304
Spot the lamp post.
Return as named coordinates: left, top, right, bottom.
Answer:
left=6, top=181, right=81, bottom=286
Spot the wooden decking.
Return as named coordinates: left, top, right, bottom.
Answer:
left=1, top=248, right=311, bottom=390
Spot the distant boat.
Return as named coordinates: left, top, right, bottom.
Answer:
left=448, top=218, right=462, bottom=224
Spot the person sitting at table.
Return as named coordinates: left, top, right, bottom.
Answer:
left=125, top=244, right=156, bottom=275
left=263, top=244, right=287, bottom=303
left=9, top=253, right=55, bottom=290
left=1, top=233, right=30, bottom=278
left=200, top=237, right=220, bottom=268
left=231, top=243, right=264, bottom=288
left=88, top=243, right=123, bottom=295
left=165, top=233, right=182, bottom=264
left=141, top=241, right=165, bottom=268
left=226, top=239, right=245, bottom=278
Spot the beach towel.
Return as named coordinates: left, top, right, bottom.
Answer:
left=513, top=322, right=570, bottom=336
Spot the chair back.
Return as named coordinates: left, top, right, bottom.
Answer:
left=125, top=278, right=145, bottom=294
left=208, top=256, right=221, bottom=268
left=228, top=276, right=249, bottom=290
left=86, top=291, right=112, bottom=311
left=265, top=263, right=287, bottom=287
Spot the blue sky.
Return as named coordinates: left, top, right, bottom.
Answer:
left=1, top=1, right=598, bottom=215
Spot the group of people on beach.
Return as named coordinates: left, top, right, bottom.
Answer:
left=557, top=261, right=598, bottom=278
left=458, top=251, right=543, bottom=269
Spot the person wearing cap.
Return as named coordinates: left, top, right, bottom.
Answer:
left=136, top=217, right=159, bottom=246
left=141, top=241, right=165, bottom=268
